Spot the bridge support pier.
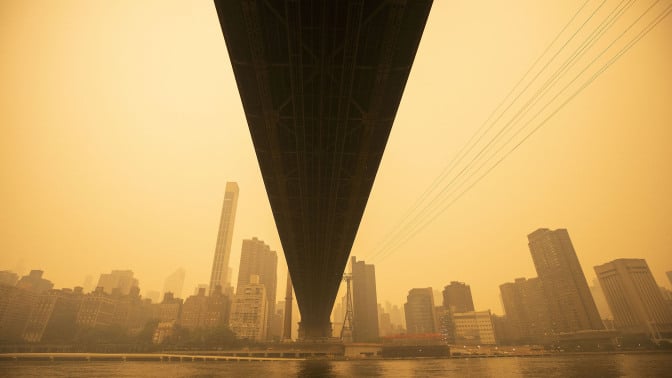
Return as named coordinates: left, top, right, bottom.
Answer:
left=298, top=320, right=333, bottom=340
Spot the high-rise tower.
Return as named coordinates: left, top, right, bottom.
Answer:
left=209, top=182, right=239, bottom=296
left=236, top=237, right=278, bottom=338
left=404, top=288, right=437, bottom=335
left=595, top=259, right=672, bottom=336
left=499, top=277, right=552, bottom=344
left=351, top=257, right=379, bottom=342
left=229, top=275, right=267, bottom=341
left=163, top=268, right=185, bottom=299
left=528, top=228, right=603, bottom=333
left=442, top=281, right=475, bottom=313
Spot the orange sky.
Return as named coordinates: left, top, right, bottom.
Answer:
left=1, top=0, right=671, bottom=315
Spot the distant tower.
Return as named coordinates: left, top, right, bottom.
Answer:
left=163, top=268, right=185, bottom=299
left=528, top=228, right=603, bottom=333
left=95, top=270, right=137, bottom=295
left=595, top=259, right=672, bottom=337
left=209, top=182, right=239, bottom=296
left=442, top=281, right=475, bottom=313
left=351, top=256, right=379, bottom=342
left=340, top=274, right=354, bottom=343
left=282, top=272, right=293, bottom=341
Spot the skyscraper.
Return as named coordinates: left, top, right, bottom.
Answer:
left=209, top=182, right=239, bottom=296
left=528, top=228, right=603, bottom=333
left=351, top=256, right=379, bottom=342
left=499, top=277, right=552, bottom=344
left=667, top=271, right=672, bottom=287
left=442, top=281, right=475, bottom=313
left=404, top=288, right=437, bottom=334
left=163, top=268, right=185, bottom=299
left=594, top=258, right=672, bottom=336
left=236, top=237, right=277, bottom=338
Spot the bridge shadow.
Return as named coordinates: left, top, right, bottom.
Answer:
left=297, top=360, right=335, bottom=378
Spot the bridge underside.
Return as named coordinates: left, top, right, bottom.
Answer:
left=214, top=0, right=432, bottom=338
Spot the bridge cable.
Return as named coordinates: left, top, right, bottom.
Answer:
left=365, top=0, right=617, bottom=261
left=371, top=0, right=638, bottom=261
left=367, top=0, right=594, bottom=258
left=374, top=0, right=667, bottom=263
left=368, top=0, right=670, bottom=263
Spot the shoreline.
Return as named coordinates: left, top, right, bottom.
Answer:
left=0, top=349, right=670, bottom=363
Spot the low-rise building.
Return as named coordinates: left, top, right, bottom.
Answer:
left=230, top=275, right=267, bottom=341
left=452, top=310, right=497, bottom=345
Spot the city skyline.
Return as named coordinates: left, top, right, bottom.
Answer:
left=2, top=229, right=671, bottom=344
left=1, top=0, right=671, bottom=315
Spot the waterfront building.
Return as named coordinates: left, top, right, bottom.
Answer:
left=452, top=310, right=497, bottom=345
left=490, top=314, right=516, bottom=345
left=528, top=228, right=603, bottom=333
left=499, top=277, right=552, bottom=344
left=230, top=275, right=267, bottom=341
left=595, top=258, right=672, bottom=336
left=236, top=237, right=277, bottom=337
left=22, top=287, right=84, bottom=342
left=180, top=287, right=230, bottom=330
left=404, top=288, right=437, bottom=334
left=111, top=286, right=153, bottom=333
left=351, top=256, right=379, bottom=342
left=76, top=287, right=117, bottom=327
left=442, top=281, right=475, bottom=313
left=152, top=292, right=183, bottom=322
left=267, top=305, right=284, bottom=341
left=435, top=306, right=455, bottom=343
left=152, top=320, right=176, bottom=344
left=0, top=286, right=38, bottom=342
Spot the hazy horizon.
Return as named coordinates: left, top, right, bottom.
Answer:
left=1, top=0, right=671, bottom=316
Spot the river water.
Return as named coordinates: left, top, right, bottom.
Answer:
left=1, top=353, right=670, bottom=377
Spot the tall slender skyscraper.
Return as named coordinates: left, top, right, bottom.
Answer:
left=236, top=237, right=278, bottom=338
left=209, top=182, right=239, bottom=296
left=528, top=228, right=603, bottom=333
left=351, top=256, right=379, bottom=342
left=595, top=259, right=672, bottom=336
